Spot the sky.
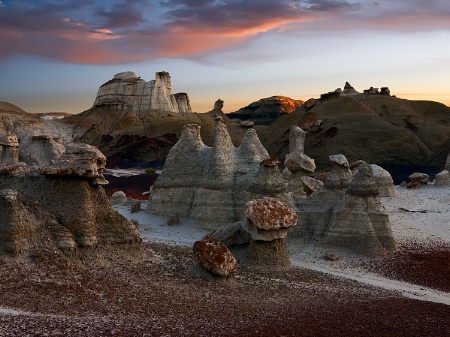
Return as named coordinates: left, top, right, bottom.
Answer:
left=0, top=0, right=449, bottom=114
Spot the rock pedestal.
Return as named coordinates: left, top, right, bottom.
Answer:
left=0, top=134, right=19, bottom=165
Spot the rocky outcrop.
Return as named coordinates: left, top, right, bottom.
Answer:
left=93, top=71, right=191, bottom=116
left=324, top=154, right=352, bottom=190
left=0, top=134, right=19, bottom=165
left=226, top=96, right=303, bottom=125
left=283, top=126, right=316, bottom=200
left=193, top=235, right=238, bottom=277
left=343, top=82, right=359, bottom=95
left=370, top=164, right=396, bottom=197
left=322, top=163, right=397, bottom=255
left=147, top=119, right=292, bottom=229
left=293, top=158, right=397, bottom=256
left=0, top=142, right=142, bottom=256
left=434, top=170, right=450, bottom=187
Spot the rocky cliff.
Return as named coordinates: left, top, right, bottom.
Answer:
left=93, top=71, right=192, bottom=116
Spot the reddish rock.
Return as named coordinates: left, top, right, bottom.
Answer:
left=193, top=235, right=238, bottom=277
left=245, top=197, right=297, bottom=231
left=262, top=157, right=280, bottom=167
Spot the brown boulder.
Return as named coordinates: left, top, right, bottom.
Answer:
left=193, top=235, right=238, bottom=277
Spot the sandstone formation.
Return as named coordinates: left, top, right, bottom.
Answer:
left=369, top=164, right=396, bottom=197
left=147, top=118, right=292, bottom=229
left=283, top=126, right=316, bottom=199
left=0, top=141, right=142, bottom=256
left=93, top=71, right=192, bottom=116
left=0, top=134, right=19, bottom=165
left=293, top=158, right=397, bottom=256
left=323, top=163, right=397, bottom=255
left=227, top=96, right=303, bottom=125
left=193, top=235, right=238, bottom=277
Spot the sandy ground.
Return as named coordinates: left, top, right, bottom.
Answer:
left=0, top=184, right=449, bottom=336
left=114, top=184, right=450, bottom=304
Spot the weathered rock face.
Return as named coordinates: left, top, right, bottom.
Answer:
left=324, top=154, right=352, bottom=190
left=434, top=170, right=450, bottom=187
left=0, top=164, right=141, bottom=254
left=370, top=164, right=396, bottom=197
left=93, top=71, right=191, bottom=116
left=193, top=235, right=238, bottom=277
left=0, top=134, right=19, bottom=165
left=343, top=82, right=359, bottom=95
left=147, top=120, right=292, bottom=229
left=293, top=160, right=397, bottom=256
left=323, top=163, right=397, bottom=255
left=20, top=135, right=66, bottom=166
left=226, top=96, right=303, bottom=125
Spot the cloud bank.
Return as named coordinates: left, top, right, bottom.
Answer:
left=0, top=0, right=448, bottom=64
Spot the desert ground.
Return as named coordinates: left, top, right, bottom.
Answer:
left=0, top=184, right=449, bottom=336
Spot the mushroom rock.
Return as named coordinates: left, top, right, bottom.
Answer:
left=241, top=197, right=297, bottom=268
left=193, top=235, right=238, bottom=277
left=0, top=160, right=142, bottom=254
left=324, top=154, right=352, bottom=190
left=41, top=143, right=108, bottom=186
left=434, top=170, right=450, bottom=187
left=370, top=164, right=396, bottom=197
left=323, top=163, right=397, bottom=256
left=0, top=134, right=19, bottom=165
left=93, top=71, right=191, bottom=116
left=408, top=172, right=429, bottom=184
left=380, top=87, right=391, bottom=95
left=148, top=120, right=292, bottom=229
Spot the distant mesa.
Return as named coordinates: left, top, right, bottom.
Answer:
left=93, top=71, right=192, bottom=116
left=226, top=96, right=303, bottom=125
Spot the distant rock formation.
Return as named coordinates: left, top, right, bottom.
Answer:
left=226, top=96, right=303, bottom=125
left=343, top=82, right=359, bottom=95
left=93, top=71, right=192, bottom=116
left=147, top=118, right=292, bottom=228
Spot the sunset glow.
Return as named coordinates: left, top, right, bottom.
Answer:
left=0, top=0, right=449, bottom=113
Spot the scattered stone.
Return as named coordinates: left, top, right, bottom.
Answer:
left=193, top=235, right=238, bottom=277
left=167, top=214, right=180, bottom=226
left=301, top=176, right=324, bottom=196
left=434, top=170, right=450, bottom=187
left=323, top=251, right=340, bottom=261
left=130, top=201, right=141, bottom=213
left=210, top=222, right=251, bottom=246
left=111, top=191, right=127, bottom=205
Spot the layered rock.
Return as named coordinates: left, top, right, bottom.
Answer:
left=0, top=134, right=19, bottom=165
left=293, top=158, right=397, bottom=256
left=148, top=119, right=292, bottom=228
left=0, top=143, right=142, bottom=256
left=93, top=71, right=191, bottom=116
left=370, top=164, right=395, bottom=197
left=283, top=126, right=316, bottom=200
left=323, top=163, right=397, bottom=255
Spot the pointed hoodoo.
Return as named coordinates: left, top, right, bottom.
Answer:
left=323, top=163, right=397, bottom=256
left=343, top=82, right=359, bottom=95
